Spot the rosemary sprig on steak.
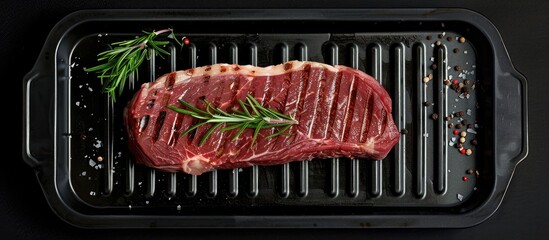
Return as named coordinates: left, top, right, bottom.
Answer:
left=85, top=28, right=182, bottom=101
left=166, top=94, right=298, bottom=146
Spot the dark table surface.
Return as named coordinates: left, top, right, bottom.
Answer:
left=4, top=0, right=548, bottom=239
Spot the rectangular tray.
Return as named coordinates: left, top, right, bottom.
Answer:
left=22, top=9, right=528, bottom=228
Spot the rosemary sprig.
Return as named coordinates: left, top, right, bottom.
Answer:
left=85, top=29, right=181, bottom=101
left=166, top=95, right=298, bottom=146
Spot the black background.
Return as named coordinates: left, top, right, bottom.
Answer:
left=4, top=0, right=548, bottom=239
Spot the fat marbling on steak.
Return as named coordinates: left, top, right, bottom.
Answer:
left=125, top=61, right=400, bottom=175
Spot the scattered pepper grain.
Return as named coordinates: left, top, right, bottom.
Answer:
left=471, top=139, right=478, bottom=145
left=466, top=149, right=473, bottom=156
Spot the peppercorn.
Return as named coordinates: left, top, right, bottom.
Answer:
left=97, top=156, right=104, bottom=162
left=446, top=116, right=452, bottom=121
left=458, top=111, right=465, bottom=117
left=458, top=82, right=465, bottom=89
left=456, top=123, right=463, bottom=129
left=438, top=33, right=444, bottom=39
left=471, top=139, right=478, bottom=145
left=426, top=35, right=432, bottom=40
left=456, top=143, right=463, bottom=149
left=464, top=79, right=470, bottom=85
left=458, top=37, right=466, bottom=43
left=428, top=73, right=433, bottom=79
left=444, top=79, right=451, bottom=86
left=467, top=124, right=473, bottom=129
left=466, top=169, right=474, bottom=174
left=424, top=101, right=432, bottom=107
left=459, top=137, right=466, bottom=143
left=466, top=149, right=473, bottom=156
left=460, top=148, right=466, bottom=154
left=453, top=48, right=460, bottom=53
left=453, top=130, right=459, bottom=135
left=454, top=65, right=462, bottom=71
left=400, top=129, right=409, bottom=134
left=462, top=176, right=469, bottom=181
left=452, top=79, right=459, bottom=85
left=462, top=86, right=470, bottom=94
left=435, top=40, right=442, bottom=46
left=447, top=36, right=453, bottom=41
left=460, top=131, right=467, bottom=137
left=423, top=77, right=430, bottom=83
left=183, top=37, right=190, bottom=45
left=448, top=123, right=455, bottom=128
left=431, top=64, right=437, bottom=70
left=431, top=113, right=439, bottom=120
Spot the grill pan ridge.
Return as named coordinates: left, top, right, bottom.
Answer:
left=22, top=9, right=527, bottom=228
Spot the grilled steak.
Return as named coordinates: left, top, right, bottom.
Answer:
left=125, top=61, right=399, bottom=175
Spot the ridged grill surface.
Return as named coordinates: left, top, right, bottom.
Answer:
left=69, top=32, right=479, bottom=212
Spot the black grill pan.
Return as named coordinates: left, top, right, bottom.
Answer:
left=22, top=9, right=528, bottom=228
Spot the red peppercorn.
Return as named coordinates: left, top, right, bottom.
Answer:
left=462, top=176, right=469, bottom=181
left=452, top=79, right=459, bottom=85
left=183, top=37, right=190, bottom=45
left=453, top=130, right=459, bottom=135
left=460, top=148, right=466, bottom=154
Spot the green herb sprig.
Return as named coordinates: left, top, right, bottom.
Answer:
left=85, top=29, right=182, bottom=101
left=166, top=95, right=298, bottom=146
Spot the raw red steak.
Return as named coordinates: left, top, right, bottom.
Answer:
left=125, top=61, right=399, bottom=175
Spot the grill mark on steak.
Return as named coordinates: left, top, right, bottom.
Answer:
left=258, top=73, right=283, bottom=152
left=272, top=68, right=302, bottom=150
left=327, top=71, right=342, bottom=140
left=304, top=66, right=325, bottom=138
left=165, top=72, right=176, bottom=90
left=152, top=111, right=167, bottom=142
left=168, top=113, right=184, bottom=146
left=213, top=75, right=243, bottom=157
left=360, top=88, right=374, bottom=143
left=313, top=69, right=337, bottom=139
left=343, top=75, right=358, bottom=142
left=292, top=63, right=311, bottom=143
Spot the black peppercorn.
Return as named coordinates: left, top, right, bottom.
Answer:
left=448, top=123, right=455, bottom=128
left=464, top=79, right=470, bottom=85
left=431, top=113, right=439, bottom=120
left=444, top=79, right=451, bottom=86
left=471, top=139, right=478, bottom=145
left=466, top=169, right=474, bottom=174
left=453, top=48, right=460, bottom=53
left=456, top=123, right=463, bottom=129
left=454, top=65, right=462, bottom=71
left=431, top=64, right=437, bottom=70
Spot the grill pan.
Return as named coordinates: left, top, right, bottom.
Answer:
left=22, top=9, right=528, bottom=228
